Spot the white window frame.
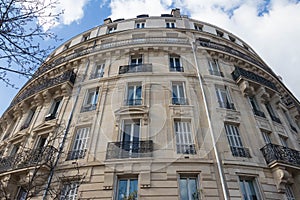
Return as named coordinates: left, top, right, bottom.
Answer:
left=279, top=135, right=288, bottom=147
left=194, top=23, right=203, bottom=31
left=126, top=83, right=142, bottom=106
left=261, top=131, right=272, bottom=144
left=47, top=98, right=62, bottom=118
left=208, top=59, right=222, bottom=76
left=68, top=127, right=90, bottom=160
left=92, top=63, right=105, bottom=79
left=166, top=21, right=176, bottom=28
left=172, top=82, right=187, bottom=105
left=107, top=26, right=117, bottom=33
left=169, top=55, right=182, bottom=71
left=116, top=178, right=138, bottom=200
left=60, top=182, right=79, bottom=200
left=238, top=176, right=262, bottom=200
left=130, top=55, right=143, bottom=66
left=225, top=124, right=243, bottom=148
left=215, top=86, right=234, bottom=109
left=82, top=88, right=99, bottom=111
left=135, top=22, right=145, bottom=29
left=179, top=175, right=199, bottom=200
left=174, top=120, right=195, bottom=154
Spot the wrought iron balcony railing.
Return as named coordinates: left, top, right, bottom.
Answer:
left=230, top=146, right=251, bottom=158
left=260, top=143, right=300, bottom=167
left=197, top=39, right=276, bottom=77
left=172, top=97, right=188, bottom=105
left=119, top=64, right=152, bottom=74
left=8, top=71, right=76, bottom=110
left=170, top=66, right=184, bottom=72
left=218, top=101, right=235, bottom=110
left=106, top=140, right=153, bottom=159
left=232, top=67, right=277, bottom=91
left=124, top=99, right=142, bottom=106
left=0, top=146, right=57, bottom=173
left=177, top=144, right=196, bottom=154
left=209, top=70, right=224, bottom=77
left=66, top=149, right=87, bottom=161
left=270, top=115, right=281, bottom=124
left=81, top=104, right=97, bottom=112
left=253, top=109, right=266, bottom=118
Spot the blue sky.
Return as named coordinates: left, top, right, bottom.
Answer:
left=1, top=0, right=300, bottom=115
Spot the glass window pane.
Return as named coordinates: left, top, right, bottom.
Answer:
left=180, top=178, right=188, bottom=200
left=117, top=180, right=128, bottom=200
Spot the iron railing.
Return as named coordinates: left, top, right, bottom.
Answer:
left=172, top=97, right=188, bottom=105
left=197, top=39, right=275, bottom=77
left=218, top=101, right=235, bottom=110
left=124, top=99, right=142, bottom=106
left=230, top=146, right=251, bottom=158
left=261, top=143, right=300, bottom=167
left=209, top=70, right=224, bottom=77
left=66, top=149, right=87, bottom=161
left=119, top=64, right=152, bottom=74
left=170, top=66, right=184, bottom=72
left=8, top=71, right=76, bottom=110
left=253, top=109, right=266, bottom=118
left=232, top=67, right=277, bottom=91
left=176, top=144, right=196, bottom=154
left=0, top=146, right=57, bottom=173
left=106, top=140, right=153, bottom=159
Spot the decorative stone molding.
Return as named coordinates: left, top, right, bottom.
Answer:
left=33, top=93, right=44, bottom=107
left=256, top=86, right=270, bottom=103
left=114, top=106, right=149, bottom=126
left=238, top=80, right=254, bottom=96
left=271, top=167, right=294, bottom=193
left=42, top=90, right=52, bottom=104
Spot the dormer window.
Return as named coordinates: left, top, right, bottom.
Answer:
left=216, top=30, right=224, bottom=37
left=166, top=21, right=176, bottom=28
left=107, top=25, right=117, bottom=33
left=135, top=21, right=145, bottom=29
left=194, top=23, right=203, bottom=31
left=82, top=33, right=90, bottom=42
left=228, top=35, right=236, bottom=42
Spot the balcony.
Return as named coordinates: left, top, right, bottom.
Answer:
left=0, top=146, right=57, bottom=173
left=261, top=143, right=300, bottom=167
left=172, top=97, right=188, bottom=105
left=8, top=70, right=76, bottom=110
left=170, top=66, right=184, bottom=72
left=253, top=109, right=266, bottom=118
left=177, top=144, right=196, bottom=154
left=232, top=67, right=277, bottom=91
left=119, top=64, right=152, bottom=74
left=81, top=104, right=97, bottom=112
left=230, top=146, right=251, bottom=158
left=124, top=99, right=142, bottom=106
left=66, top=149, right=87, bottom=161
left=106, top=140, right=153, bottom=159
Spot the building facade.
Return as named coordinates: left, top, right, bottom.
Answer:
left=0, top=8, right=300, bottom=200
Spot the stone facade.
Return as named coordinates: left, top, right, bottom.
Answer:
left=0, top=8, right=300, bottom=200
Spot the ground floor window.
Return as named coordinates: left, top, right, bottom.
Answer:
left=116, top=178, right=138, bottom=200
left=239, top=176, right=261, bottom=200
left=179, top=175, right=199, bottom=200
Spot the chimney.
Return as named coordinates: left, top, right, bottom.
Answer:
left=171, top=8, right=181, bottom=17
left=104, top=18, right=112, bottom=24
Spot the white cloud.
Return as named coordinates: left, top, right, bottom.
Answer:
left=108, top=0, right=300, bottom=99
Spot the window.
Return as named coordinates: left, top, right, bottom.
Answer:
left=135, top=22, right=145, bottom=28
left=166, top=21, right=176, bottom=28
left=45, top=98, right=62, bottom=120
left=208, top=59, right=223, bottom=77
left=216, top=30, right=224, bottom=37
left=225, top=124, right=250, bottom=157
left=248, top=97, right=265, bottom=118
left=172, top=82, right=187, bottom=105
left=215, top=86, right=235, bottom=110
left=285, top=184, right=296, bottom=200
left=82, top=33, right=90, bottom=41
left=120, top=119, right=140, bottom=157
left=63, top=42, right=71, bottom=50
left=130, top=55, right=143, bottom=66
left=279, top=135, right=288, bottom=147
left=16, top=187, right=27, bottom=200
left=20, top=108, right=36, bottom=130
left=229, top=35, right=236, bottom=42
left=116, top=178, right=138, bottom=200
left=179, top=176, right=199, bottom=200
left=60, top=182, right=79, bottom=200
left=284, top=111, right=298, bottom=132
left=194, top=23, right=203, bottom=31
left=35, top=134, right=48, bottom=150
left=261, top=131, right=271, bottom=144
left=239, top=176, right=261, bottom=200
left=265, top=103, right=281, bottom=123
left=81, top=88, right=99, bottom=112
left=174, top=120, right=195, bottom=154
left=126, top=84, right=142, bottom=106
left=91, top=63, right=105, bottom=79
left=10, top=143, right=20, bottom=157
left=107, top=25, right=117, bottom=33
left=169, top=55, right=183, bottom=72
left=67, top=127, right=90, bottom=160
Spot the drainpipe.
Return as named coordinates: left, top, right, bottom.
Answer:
left=191, top=36, right=229, bottom=200
left=42, top=59, right=90, bottom=199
